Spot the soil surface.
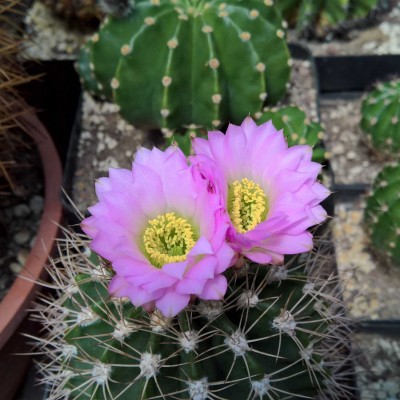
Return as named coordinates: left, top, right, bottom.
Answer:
left=321, top=96, right=385, bottom=186
left=334, top=198, right=400, bottom=320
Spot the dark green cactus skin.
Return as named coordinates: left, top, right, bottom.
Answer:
left=364, top=163, right=400, bottom=268
left=277, top=0, right=378, bottom=35
left=257, top=106, right=327, bottom=163
left=360, top=79, right=400, bottom=158
left=44, top=246, right=350, bottom=400
left=78, top=0, right=291, bottom=132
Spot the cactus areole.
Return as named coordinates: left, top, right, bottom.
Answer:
left=78, top=0, right=291, bottom=132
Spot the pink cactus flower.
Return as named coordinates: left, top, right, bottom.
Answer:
left=81, top=146, right=234, bottom=317
left=191, top=117, right=330, bottom=265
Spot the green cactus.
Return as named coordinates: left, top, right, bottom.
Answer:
left=77, top=0, right=291, bottom=134
left=257, top=105, right=327, bottom=163
left=277, top=0, right=378, bottom=36
left=364, top=163, right=400, bottom=268
left=360, top=78, right=400, bottom=159
left=33, top=230, right=352, bottom=399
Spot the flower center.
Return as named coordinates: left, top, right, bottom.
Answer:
left=227, top=178, right=268, bottom=234
left=143, top=212, right=198, bottom=268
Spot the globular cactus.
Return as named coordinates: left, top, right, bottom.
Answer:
left=256, top=105, right=327, bottom=163
left=33, top=229, right=353, bottom=400
left=360, top=78, right=400, bottom=159
left=364, top=163, right=400, bottom=268
left=277, top=0, right=378, bottom=36
left=77, top=0, right=291, bottom=134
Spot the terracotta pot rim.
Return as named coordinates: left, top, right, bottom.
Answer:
left=0, top=111, right=63, bottom=349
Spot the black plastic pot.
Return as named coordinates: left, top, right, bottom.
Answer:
left=22, top=60, right=81, bottom=167
left=317, top=54, right=400, bottom=93
left=316, top=54, right=400, bottom=196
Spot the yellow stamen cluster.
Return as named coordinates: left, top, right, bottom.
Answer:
left=228, top=178, right=268, bottom=233
left=143, top=212, right=198, bottom=268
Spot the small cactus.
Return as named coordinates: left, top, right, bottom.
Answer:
left=256, top=105, right=327, bottom=163
left=364, top=163, right=400, bottom=268
left=360, top=78, right=400, bottom=159
left=32, top=229, right=353, bottom=400
left=277, top=0, right=378, bottom=36
left=78, top=0, right=291, bottom=132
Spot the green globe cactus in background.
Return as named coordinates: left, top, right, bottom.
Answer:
left=257, top=105, right=327, bottom=163
left=78, top=0, right=291, bottom=134
left=360, top=78, right=400, bottom=159
left=364, top=163, right=400, bottom=268
left=33, top=230, right=353, bottom=400
left=277, top=0, right=378, bottom=36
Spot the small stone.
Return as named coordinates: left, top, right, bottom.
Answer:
left=14, top=231, right=30, bottom=245
left=346, top=150, right=356, bottom=160
left=14, top=204, right=31, bottom=218
left=10, top=262, right=23, bottom=274
left=17, top=249, right=30, bottom=266
left=30, top=195, right=44, bottom=215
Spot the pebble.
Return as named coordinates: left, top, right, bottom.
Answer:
left=14, top=231, right=31, bottom=245
left=9, top=262, right=23, bottom=274
left=30, top=195, right=44, bottom=215
left=17, top=249, right=30, bottom=266
left=14, top=204, right=31, bottom=218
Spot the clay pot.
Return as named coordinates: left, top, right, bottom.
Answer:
left=0, top=111, right=63, bottom=399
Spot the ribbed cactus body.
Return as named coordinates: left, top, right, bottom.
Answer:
left=36, top=232, right=351, bottom=400
left=360, top=79, right=400, bottom=158
left=277, top=0, right=377, bottom=35
left=364, top=163, right=400, bottom=267
left=78, top=0, right=291, bottom=132
left=257, top=106, right=327, bottom=163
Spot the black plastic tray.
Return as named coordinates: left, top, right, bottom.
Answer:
left=316, top=54, right=400, bottom=196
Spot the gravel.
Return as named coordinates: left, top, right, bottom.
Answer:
left=321, top=97, right=385, bottom=185
left=333, top=198, right=400, bottom=319
left=23, top=1, right=91, bottom=60
left=354, top=333, right=400, bottom=399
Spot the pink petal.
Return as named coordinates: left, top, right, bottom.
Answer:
left=156, top=290, right=190, bottom=317
left=108, top=275, right=131, bottom=297
left=175, top=278, right=207, bottom=295
left=192, top=137, right=212, bottom=158
left=199, top=275, right=227, bottom=300
left=162, top=260, right=189, bottom=280
left=244, top=249, right=274, bottom=264
left=185, top=255, right=217, bottom=280
left=261, top=231, right=313, bottom=255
